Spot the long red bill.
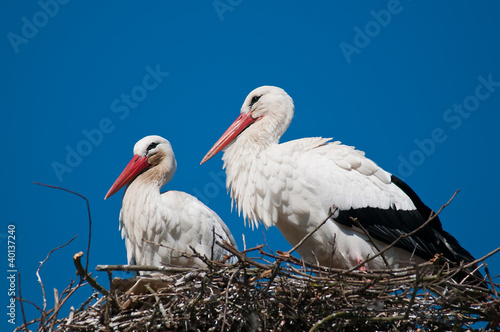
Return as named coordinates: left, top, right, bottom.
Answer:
left=104, top=155, right=150, bottom=199
left=200, top=112, right=256, bottom=164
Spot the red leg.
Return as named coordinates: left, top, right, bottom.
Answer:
left=357, top=257, right=367, bottom=271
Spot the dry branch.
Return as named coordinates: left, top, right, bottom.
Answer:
left=17, top=272, right=28, bottom=332
left=73, top=252, right=108, bottom=296
left=34, top=182, right=92, bottom=273
left=96, top=264, right=198, bottom=274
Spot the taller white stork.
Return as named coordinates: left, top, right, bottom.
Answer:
left=201, top=86, right=479, bottom=273
left=105, top=135, right=237, bottom=270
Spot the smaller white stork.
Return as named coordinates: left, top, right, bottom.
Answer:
left=105, top=135, right=237, bottom=270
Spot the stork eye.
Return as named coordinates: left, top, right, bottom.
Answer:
left=249, top=95, right=262, bottom=108
left=147, top=142, right=159, bottom=152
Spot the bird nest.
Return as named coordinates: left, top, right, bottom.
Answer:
left=16, top=242, right=500, bottom=332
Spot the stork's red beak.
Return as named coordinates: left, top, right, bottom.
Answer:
left=104, top=155, right=150, bottom=199
left=201, top=112, right=256, bottom=164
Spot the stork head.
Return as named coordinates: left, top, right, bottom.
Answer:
left=201, top=86, right=294, bottom=164
left=105, top=135, right=177, bottom=199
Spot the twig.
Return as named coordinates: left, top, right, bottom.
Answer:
left=484, top=262, right=499, bottom=300
left=96, top=264, right=198, bottom=273
left=241, top=244, right=264, bottom=254
left=14, top=318, right=44, bottom=332
left=73, top=252, right=109, bottom=296
left=17, top=272, right=28, bottom=332
left=351, top=216, right=390, bottom=268
left=189, top=272, right=208, bottom=308
left=221, top=269, right=238, bottom=332
left=189, top=245, right=218, bottom=269
left=217, top=240, right=270, bottom=270
left=287, top=207, right=337, bottom=256
left=16, top=298, right=43, bottom=313
left=144, top=238, right=229, bottom=268
left=211, top=226, right=216, bottom=261
left=105, top=271, right=113, bottom=327
left=327, top=234, right=337, bottom=274
left=143, top=239, right=197, bottom=261
left=34, top=182, right=92, bottom=273
left=43, top=279, right=83, bottom=330
left=261, top=229, right=274, bottom=256
left=404, top=263, right=419, bottom=320
left=145, top=284, right=168, bottom=322
left=36, top=235, right=77, bottom=328
left=263, top=249, right=334, bottom=276
left=348, top=190, right=460, bottom=272
left=463, top=247, right=500, bottom=269
left=49, top=288, right=60, bottom=332
left=66, top=306, right=75, bottom=326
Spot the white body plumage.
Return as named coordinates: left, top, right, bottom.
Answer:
left=201, top=86, right=476, bottom=271
left=106, top=135, right=237, bottom=270
left=223, top=135, right=418, bottom=269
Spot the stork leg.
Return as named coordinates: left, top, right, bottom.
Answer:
left=357, top=256, right=367, bottom=272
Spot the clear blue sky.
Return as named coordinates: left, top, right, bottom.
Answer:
left=2, top=1, right=500, bottom=328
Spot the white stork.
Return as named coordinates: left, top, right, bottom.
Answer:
left=105, top=135, right=237, bottom=270
left=201, top=86, right=478, bottom=272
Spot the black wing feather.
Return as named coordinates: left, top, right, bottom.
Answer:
left=391, top=175, right=476, bottom=264
left=333, top=175, right=476, bottom=264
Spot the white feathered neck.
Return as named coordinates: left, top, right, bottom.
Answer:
left=222, top=86, right=296, bottom=228
left=119, top=137, right=177, bottom=264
